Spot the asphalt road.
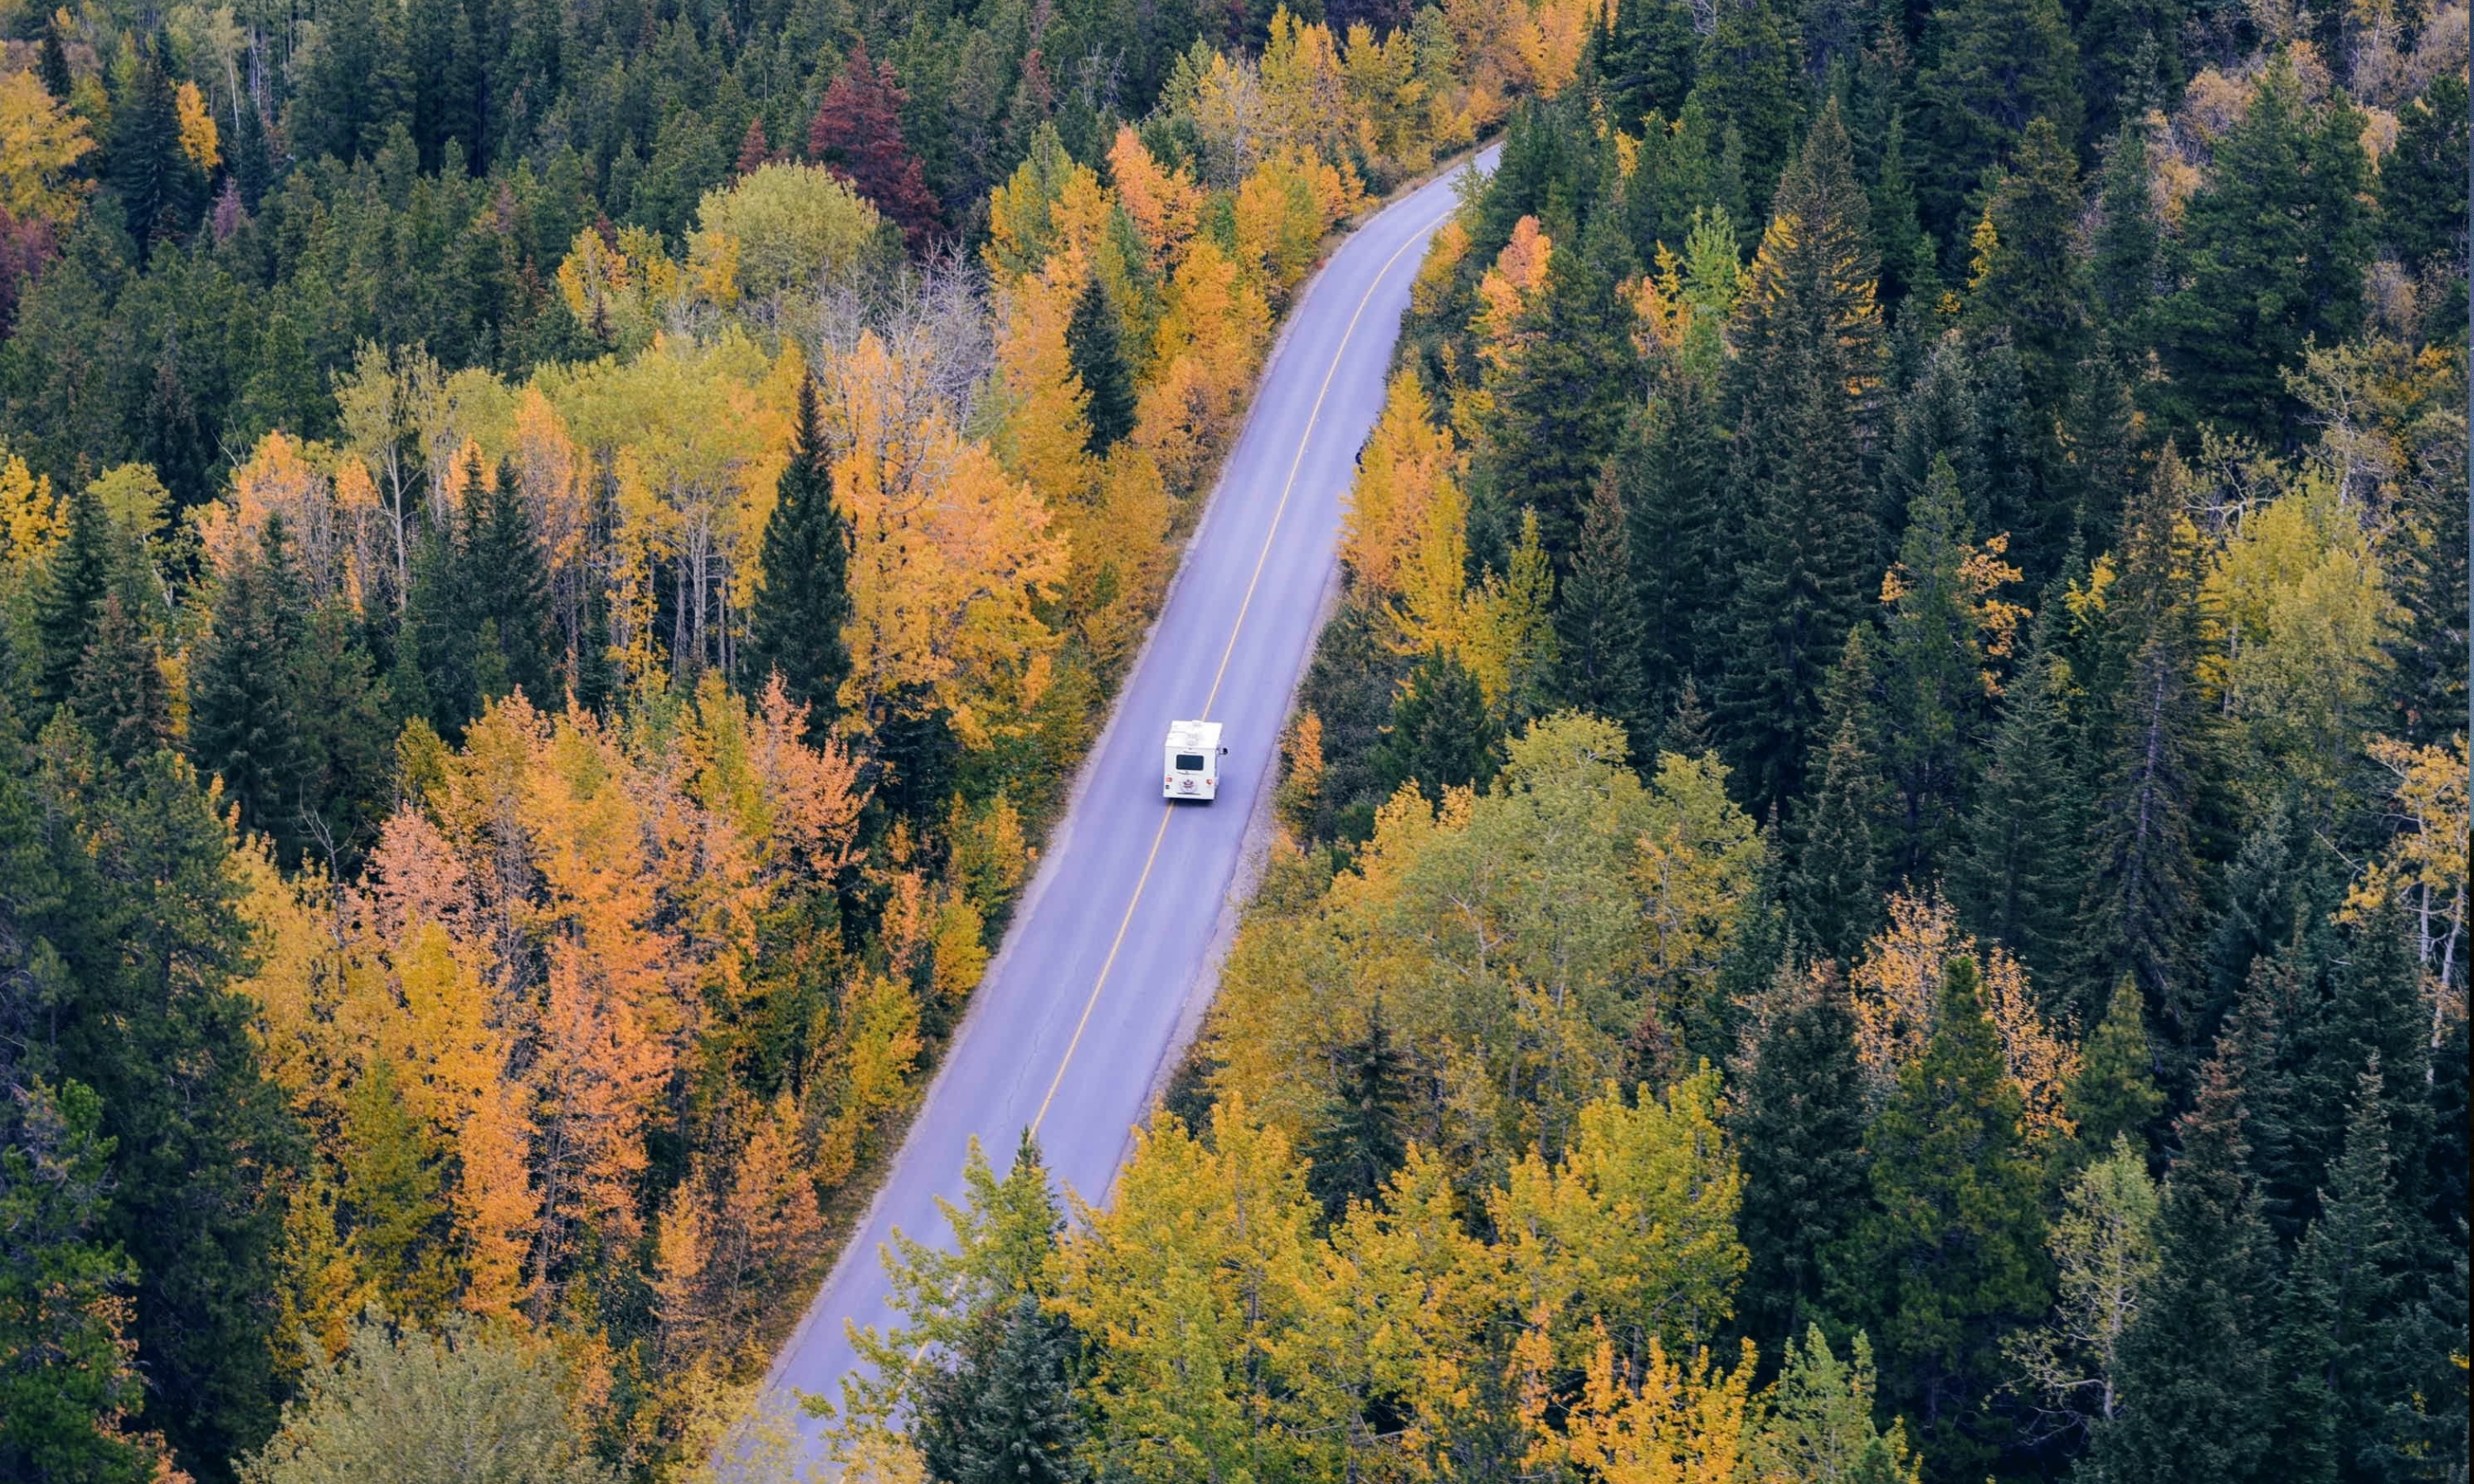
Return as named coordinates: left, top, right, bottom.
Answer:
left=765, top=144, right=1499, bottom=1459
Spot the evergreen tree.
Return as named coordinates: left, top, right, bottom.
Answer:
left=1065, top=275, right=1135, bottom=458
left=1480, top=214, right=1638, bottom=573
left=808, top=40, right=942, bottom=250
left=292, top=0, right=409, bottom=165
left=1735, top=982, right=1871, bottom=1342
left=38, top=14, right=73, bottom=100
left=2076, top=0, right=2183, bottom=142
left=1693, top=0, right=1806, bottom=217
left=1601, top=0, right=1698, bottom=127
left=2086, top=1019, right=2276, bottom=1484
left=1787, top=628, right=1883, bottom=965
left=1966, top=119, right=2089, bottom=416
left=285, top=604, right=393, bottom=875
left=1913, top=0, right=2081, bottom=238
left=1952, top=619, right=2083, bottom=988
left=1302, top=1004, right=1414, bottom=1223
left=917, top=1292, right=1086, bottom=1484
left=2078, top=454, right=2216, bottom=1042
left=1831, top=956, right=2050, bottom=1480
left=2088, top=124, right=2161, bottom=345
left=748, top=373, right=853, bottom=738
left=33, top=481, right=118, bottom=714
left=71, top=590, right=172, bottom=770
left=2150, top=56, right=2370, bottom=442
left=1874, top=454, right=1999, bottom=886
left=469, top=457, right=556, bottom=705
left=1717, top=101, right=1882, bottom=815
left=2069, top=977, right=2164, bottom=1156
left=2270, top=1066, right=2409, bottom=1484
left=2376, top=71, right=2468, bottom=332
left=1375, top=648, right=1501, bottom=805
left=188, top=518, right=306, bottom=856
left=1556, top=461, right=1651, bottom=740
left=107, top=46, right=200, bottom=254
left=1629, top=378, right=1724, bottom=711
left=0, top=1076, right=155, bottom=1484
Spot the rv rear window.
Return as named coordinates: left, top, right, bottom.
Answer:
left=1174, top=753, right=1207, bottom=771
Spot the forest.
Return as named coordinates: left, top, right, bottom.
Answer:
left=0, top=0, right=2464, bottom=1475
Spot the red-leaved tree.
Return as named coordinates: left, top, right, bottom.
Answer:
left=807, top=40, right=942, bottom=251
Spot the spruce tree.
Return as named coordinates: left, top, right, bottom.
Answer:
left=71, top=590, right=172, bottom=769
left=806, top=40, right=942, bottom=249
left=1831, top=955, right=2050, bottom=1479
left=470, top=458, right=556, bottom=705
left=2086, top=1019, right=2276, bottom=1484
left=918, top=1292, right=1085, bottom=1484
left=107, top=46, right=200, bottom=254
left=1735, top=982, right=1872, bottom=1342
left=2150, top=56, right=2370, bottom=441
left=2270, top=1066, right=2409, bottom=1484
left=1787, top=628, right=1883, bottom=966
left=2069, top=977, right=2164, bottom=1156
left=1556, top=461, right=1651, bottom=741
left=1965, top=119, right=2090, bottom=416
left=1601, top=0, right=1698, bottom=127
left=2078, top=453, right=2215, bottom=1045
left=1952, top=621, right=2082, bottom=988
left=38, top=13, right=73, bottom=100
left=188, top=517, right=306, bottom=854
left=1480, top=214, right=1638, bottom=573
left=1717, top=101, right=1882, bottom=815
left=1065, top=275, right=1135, bottom=458
left=1913, top=0, right=2081, bottom=237
left=2088, top=123, right=2161, bottom=347
left=1875, top=454, right=1997, bottom=886
left=1630, top=379, right=1723, bottom=710
left=2376, top=73, right=2468, bottom=302
left=747, top=372, right=853, bottom=738
left=1376, top=648, right=1502, bottom=805
left=1303, top=1005, right=1414, bottom=1223
left=1693, top=0, right=1805, bottom=217
left=287, top=603, right=393, bottom=875
left=33, top=481, right=118, bottom=714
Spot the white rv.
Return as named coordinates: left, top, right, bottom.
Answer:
left=1163, top=720, right=1226, bottom=800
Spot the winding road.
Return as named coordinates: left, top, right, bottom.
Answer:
left=766, top=144, right=1499, bottom=1459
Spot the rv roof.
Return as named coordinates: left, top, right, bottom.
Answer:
left=1165, top=719, right=1222, bottom=751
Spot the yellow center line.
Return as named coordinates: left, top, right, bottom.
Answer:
left=1025, top=194, right=1463, bottom=1141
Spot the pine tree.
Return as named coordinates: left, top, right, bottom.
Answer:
left=2150, top=55, right=2370, bottom=441
left=2070, top=977, right=2164, bottom=1156
left=918, top=1292, right=1086, bottom=1484
left=2088, top=124, right=2160, bottom=347
left=71, top=590, right=172, bottom=769
left=1831, top=955, right=2050, bottom=1478
left=188, top=516, right=306, bottom=855
left=1602, top=0, right=1698, bottom=127
left=2377, top=73, right=2468, bottom=278
left=469, top=457, right=556, bottom=705
left=1735, top=983, right=1872, bottom=1342
left=1717, top=101, right=1882, bottom=816
left=1913, top=0, right=2081, bottom=238
left=1376, top=648, right=1501, bottom=805
left=1302, top=1004, right=1414, bottom=1223
left=1966, top=119, right=2089, bottom=416
left=1064, top=275, right=1135, bottom=458
left=1874, top=454, right=2000, bottom=886
left=1952, top=618, right=2082, bottom=988
left=2270, top=1066, right=2408, bottom=1484
left=1694, top=0, right=1805, bottom=217
left=747, top=373, right=853, bottom=738
left=107, top=46, right=200, bottom=254
left=1630, top=374, right=1723, bottom=710
left=2079, top=453, right=2215, bottom=1046
left=0, top=1076, right=156, bottom=1484
left=1556, top=461, right=1651, bottom=741
left=1788, top=628, right=1883, bottom=965
left=808, top=40, right=942, bottom=250
left=2086, top=1019, right=2275, bottom=1484
left=1480, top=214, right=1639, bottom=573
left=33, top=480, right=118, bottom=713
